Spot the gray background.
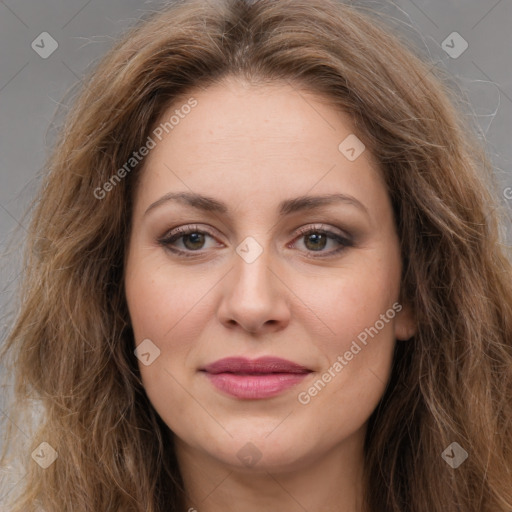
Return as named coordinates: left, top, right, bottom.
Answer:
left=0, top=0, right=511, bottom=503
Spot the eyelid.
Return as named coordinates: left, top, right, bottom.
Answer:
left=293, top=223, right=350, bottom=240
left=158, top=224, right=222, bottom=246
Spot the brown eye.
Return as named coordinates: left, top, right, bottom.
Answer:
left=158, top=225, right=221, bottom=257
left=291, top=226, right=353, bottom=257
left=303, top=232, right=329, bottom=251
left=181, top=232, right=207, bottom=250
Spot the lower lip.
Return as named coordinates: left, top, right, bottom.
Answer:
left=203, top=372, right=310, bottom=399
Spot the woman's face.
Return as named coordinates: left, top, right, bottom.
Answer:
left=125, top=77, right=415, bottom=472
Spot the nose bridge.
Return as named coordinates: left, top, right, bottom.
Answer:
left=232, top=235, right=275, bottom=300
left=217, top=234, right=290, bottom=333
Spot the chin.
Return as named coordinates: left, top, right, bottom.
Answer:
left=200, top=429, right=318, bottom=473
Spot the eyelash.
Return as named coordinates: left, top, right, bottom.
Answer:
left=157, top=224, right=353, bottom=259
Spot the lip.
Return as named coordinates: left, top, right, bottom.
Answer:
left=200, top=356, right=312, bottom=400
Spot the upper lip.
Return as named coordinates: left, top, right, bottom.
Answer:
left=201, top=356, right=312, bottom=375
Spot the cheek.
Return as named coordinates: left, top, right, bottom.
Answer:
left=293, top=253, right=401, bottom=349
left=290, top=254, right=400, bottom=414
left=125, top=257, right=208, bottom=425
left=126, top=252, right=212, bottom=342
left=125, top=252, right=218, bottom=407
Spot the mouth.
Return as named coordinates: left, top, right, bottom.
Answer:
left=200, top=356, right=313, bottom=400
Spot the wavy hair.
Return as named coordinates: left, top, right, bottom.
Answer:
left=1, top=0, right=511, bottom=510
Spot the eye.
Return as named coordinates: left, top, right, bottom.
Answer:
left=290, top=224, right=353, bottom=257
left=157, top=225, right=222, bottom=257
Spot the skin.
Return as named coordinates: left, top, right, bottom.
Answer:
left=125, top=76, right=416, bottom=512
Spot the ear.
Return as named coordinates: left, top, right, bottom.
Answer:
left=394, top=303, right=416, bottom=341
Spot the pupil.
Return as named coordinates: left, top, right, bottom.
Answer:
left=184, top=233, right=204, bottom=249
left=306, top=233, right=326, bottom=251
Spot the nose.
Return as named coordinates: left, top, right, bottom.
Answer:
left=216, top=242, right=291, bottom=335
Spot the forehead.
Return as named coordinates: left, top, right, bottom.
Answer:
left=135, top=77, right=386, bottom=214
left=151, top=78, right=361, bottom=158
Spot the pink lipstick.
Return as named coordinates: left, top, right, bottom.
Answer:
left=200, top=356, right=312, bottom=399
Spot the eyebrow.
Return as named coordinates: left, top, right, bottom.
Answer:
left=144, top=191, right=369, bottom=217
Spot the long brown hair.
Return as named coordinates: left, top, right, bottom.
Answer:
left=1, top=0, right=511, bottom=510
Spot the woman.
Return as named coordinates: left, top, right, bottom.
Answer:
left=1, top=0, right=511, bottom=510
